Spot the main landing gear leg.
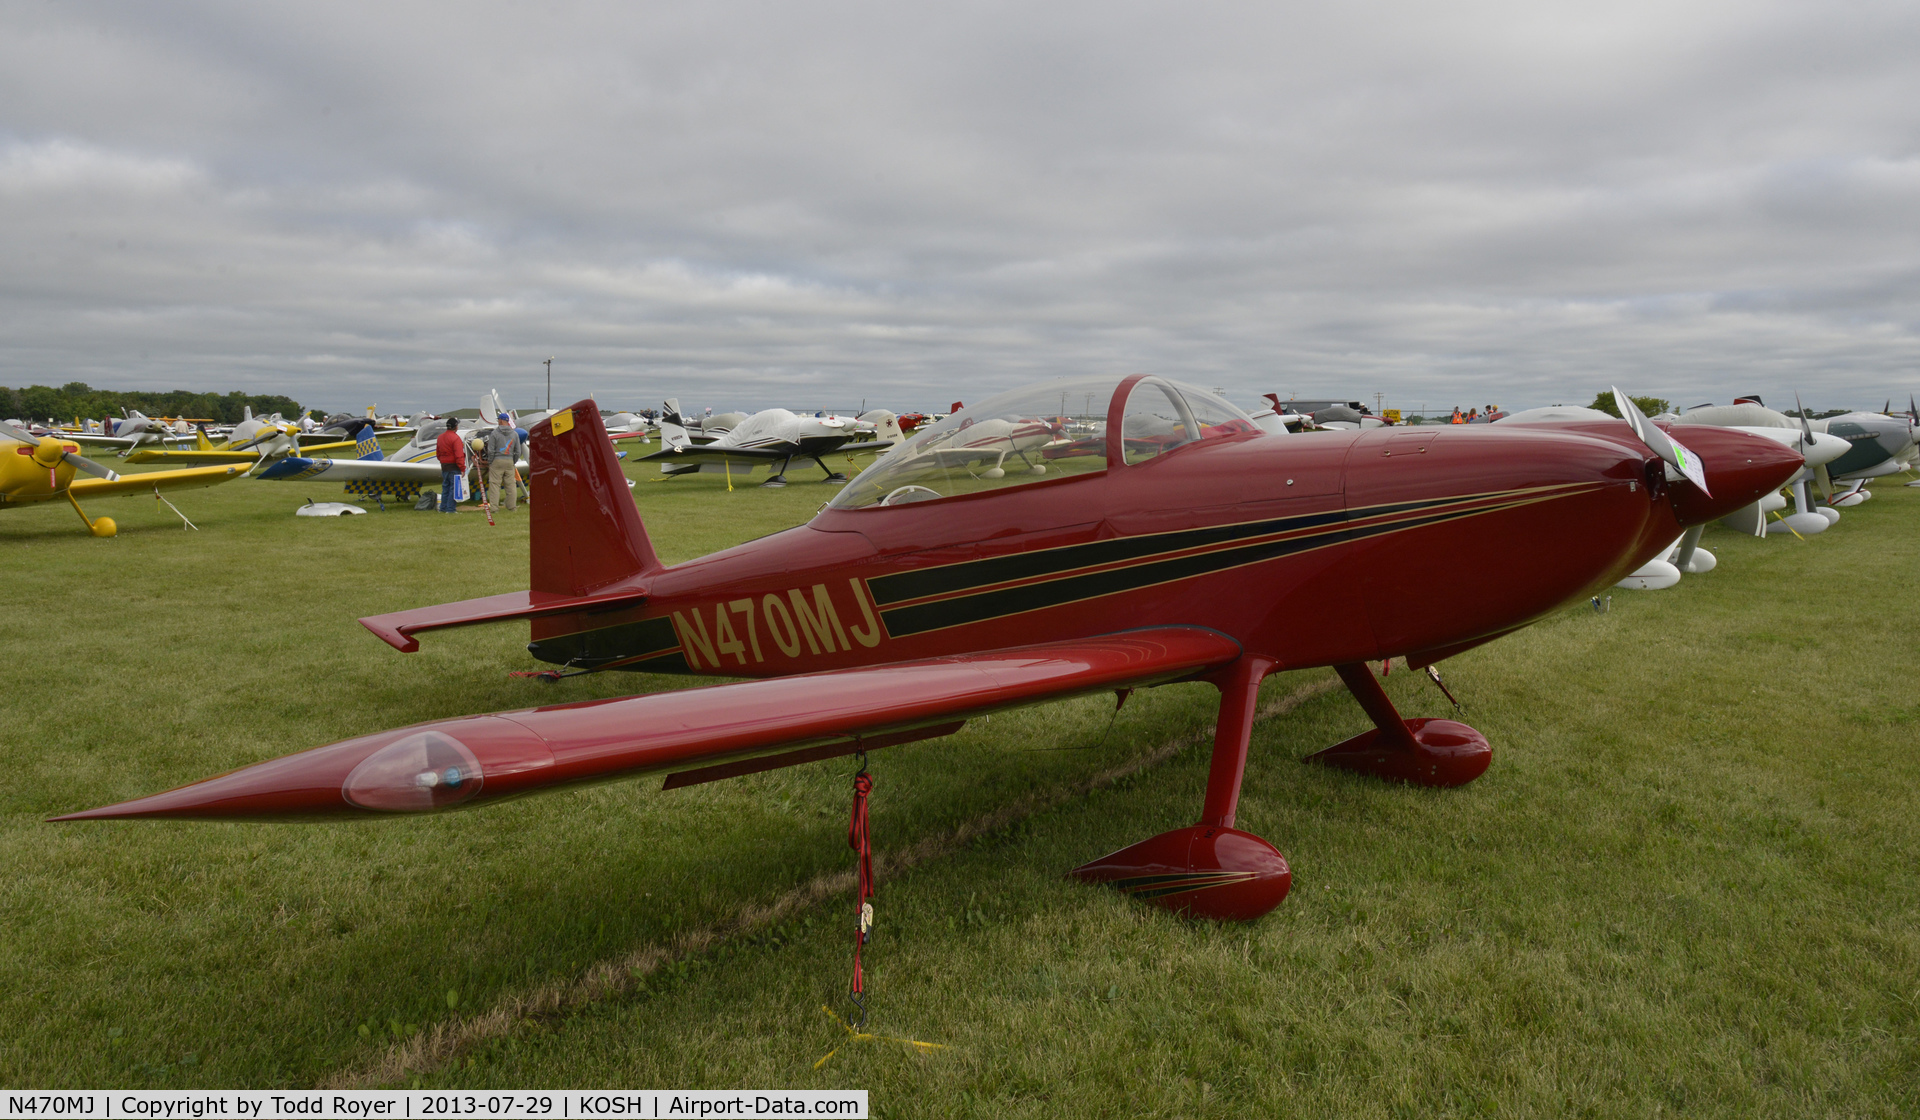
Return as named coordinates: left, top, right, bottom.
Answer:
left=1304, top=662, right=1491, bottom=787
left=1070, top=656, right=1293, bottom=921
left=65, top=491, right=117, bottom=537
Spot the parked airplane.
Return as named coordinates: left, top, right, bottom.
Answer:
left=639, top=399, right=896, bottom=486
left=1669, top=400, right=1851, bottom=537
left=125, top=416, right=363, bottom=466
left=60, top=378, right=1801, bottom=926
left=60, top=411, right=194, bottom=457
left=0, top=421, right=244, bottom=536
left=253, top=420, right=455, bottom=504
left=1810, top=408, right=1916, bottom=504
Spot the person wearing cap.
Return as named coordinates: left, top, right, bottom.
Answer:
left=433, top=416, right=466, bottom=513
left=480, top=411, right=524, bottom=512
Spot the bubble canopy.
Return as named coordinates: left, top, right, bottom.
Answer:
left=829, top=375, right=1262, bottom=510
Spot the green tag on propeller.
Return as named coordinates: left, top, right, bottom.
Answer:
left=1669, top=437, right=1709, bottom=495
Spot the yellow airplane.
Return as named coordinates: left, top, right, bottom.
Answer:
left=123, top=421, right=355, bottom=466
left=1, top=421, right=244, bottom=537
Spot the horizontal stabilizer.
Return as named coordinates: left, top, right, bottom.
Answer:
left=359, top=586, right=652, bottom=652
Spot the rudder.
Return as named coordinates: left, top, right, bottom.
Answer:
left=530, top=400, right=662, bottom=595
left=348, top=420, right=382, bottom=460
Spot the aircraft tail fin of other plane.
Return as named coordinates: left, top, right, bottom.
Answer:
left=354, top=424, right=382, bottom=460
left=530, top=399, right=661, bottom=597
left=660, top=398, right=691, bottom=451
left=858, top=409, right=904, bottom=444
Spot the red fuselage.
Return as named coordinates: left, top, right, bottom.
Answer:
left=528, top=422, right=1798, bottom=679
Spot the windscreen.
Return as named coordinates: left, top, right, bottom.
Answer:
left=829, top=376, right=1262, bottom=510
left=830, top=376, right=1115, bottom=509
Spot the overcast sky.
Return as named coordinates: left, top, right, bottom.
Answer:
left=3, top=2, right=1916, bottom=416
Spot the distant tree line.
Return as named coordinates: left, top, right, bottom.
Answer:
left=1586, top=392, right=1672, bottom=418
left=1, top=382, right=304, bottom=425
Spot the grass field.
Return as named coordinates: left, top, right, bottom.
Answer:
left=3, top=453, right=1918, bottom=1116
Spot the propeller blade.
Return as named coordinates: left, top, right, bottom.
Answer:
left=1815, top=462, right=1833, bottom=505
left=62, top=451, right=118, bottom=481
left=1795, top=391, right=1816, bottom=450
left=0, top=419, right=39, bottom=445
left=1611, top=387, right=1709, bottom=495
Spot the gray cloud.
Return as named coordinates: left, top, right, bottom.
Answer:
left=3, top=1, right=1916, bottom=416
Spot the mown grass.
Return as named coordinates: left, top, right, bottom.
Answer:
left=3, top=457, right=1917, bottom=1116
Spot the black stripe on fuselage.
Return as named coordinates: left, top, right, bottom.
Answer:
left=867, top=507, right=1352, bottom=606
left=528, top=613, right=684, bottom=670
left=875, top=499, right=1507, bottom=638
left=866, top=489, right=1529, bottom=608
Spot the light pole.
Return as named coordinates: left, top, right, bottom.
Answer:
left=544, top=358, right=554, bottom=411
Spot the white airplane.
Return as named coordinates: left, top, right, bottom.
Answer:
left=603, top=410, right=653, bottom=442
left=61, top=410, right=195, bottom=457
left=1673, top=400, right=1852, bottom=537
left=638, top=399, right=897, bottom=487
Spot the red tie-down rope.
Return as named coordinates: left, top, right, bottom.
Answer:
left=815, top=753, right=947, bottom=1070
left=847, top=755, right=874, bottom=1031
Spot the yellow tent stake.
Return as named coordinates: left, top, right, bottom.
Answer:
left=813, top=1005, right=946, bottom=1070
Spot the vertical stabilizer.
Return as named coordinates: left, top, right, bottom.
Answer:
left=530, top=400, right=661, bottom=595
left=352, top=421, right=382, bottom=460
left=659, top=398, right=691, bottom=451
left=857, top=409, right=904, bottom=443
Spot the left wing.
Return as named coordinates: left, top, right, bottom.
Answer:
left=63, top=432, right=192, bottom=450
left=69, top=464, right=247, bottom=497
left=55, top=626, right=1241, bottom=821
left=124, top=440, right=356, bottom=466
left=254, top=457, right=444, bottom=483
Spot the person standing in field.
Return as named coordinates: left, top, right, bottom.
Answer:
left=481, top=412, right=523, bottom=512
left=434, top=417, right=466, bottom=513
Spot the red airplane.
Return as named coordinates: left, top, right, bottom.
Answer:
left=58, top=377, right=1800, bottom=922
